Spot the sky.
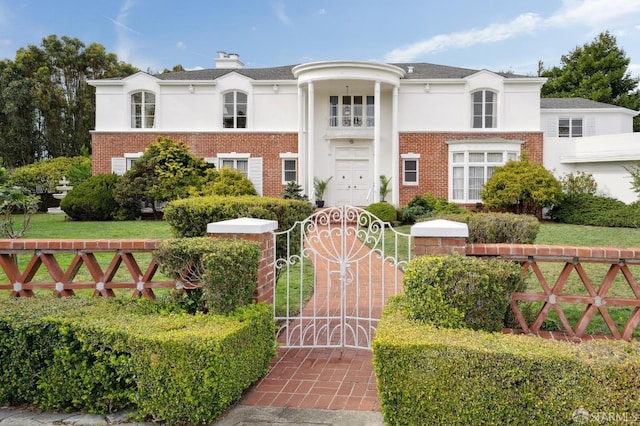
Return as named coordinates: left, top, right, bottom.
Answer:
left=1, top=0, right=640, bottom=78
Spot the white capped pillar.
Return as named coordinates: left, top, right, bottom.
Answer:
left=392, top=85, right=399, bottom=206
left=374, top=80, right=381, bottom=203
left=307, top=81, right=315, bottom=200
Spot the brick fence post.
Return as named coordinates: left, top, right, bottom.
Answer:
left=207, top=218, right=278, bottom=304
left=411, top=219, right=469, bottom=256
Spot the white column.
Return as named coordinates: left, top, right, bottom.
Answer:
left=374, top=81, right=381, bottom=203
left=392, top=85, right=399, bottom=206
left=307, top=81, right=315, bottom=200
left=297, top=86, right=306, bottom=193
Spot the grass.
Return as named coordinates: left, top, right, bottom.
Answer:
left=274, top=257, right=315, bottom=318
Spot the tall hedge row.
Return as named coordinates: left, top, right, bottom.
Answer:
left=0, top=298, right=275, bottom=425
left=373, top=297, right=640, bottom=425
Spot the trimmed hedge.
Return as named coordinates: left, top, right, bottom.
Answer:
left=163, top=196, right=314, bottom=278
left=433, top=212, right=540, bottom=244
left=154, top=237, right=260, bottom=314
left=551, top=194, right=640, bottom=228
left=0, top=298, right=276, bottom=425
left=373, top=297, right=640, bottom=425
left=403, top=253, right=522, bottom=332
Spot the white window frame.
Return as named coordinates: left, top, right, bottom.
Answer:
left=558, top=117, right=583, bottom=138
left=447, top=140, right=523, bottom=203
left=470, top=89, right=497, bottom=129
left=222, top=90, right=248, bottom=129
left=401, top=153, right=420, bottom=186
left=279, top=152, right=298, bottom=184
left=124, top=152, right=143, bottom=171
left=217, top=152, right=250, bottom=177
left=130, top=91, right=156, bottom=129
left=329, top=94, right=375, bottom=128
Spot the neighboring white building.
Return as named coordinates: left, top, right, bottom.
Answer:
left=541, top=98, right=640, bottom=203
left=89, top=52, right=639, bottom=206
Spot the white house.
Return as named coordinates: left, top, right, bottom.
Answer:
left=89, top=51, right=639, bottom=206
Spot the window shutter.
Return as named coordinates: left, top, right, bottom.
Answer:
left=542, top=117, right=557, bottom=137
left=248, top=157, right=263, bottom=196
left=585, top=116, right=596, bottom=137
left=112, top=157, right=126, bottom=175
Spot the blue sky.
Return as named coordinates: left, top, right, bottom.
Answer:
left=1, top=0, right=640, bottom=77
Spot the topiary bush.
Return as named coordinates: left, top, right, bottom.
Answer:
left=0, top=298, right=276, bottom=424
left=403, top=253, right=523, bottom=332
left=365, top=202, right=397, bottom=223
left=435, top=212, right=540, bottom=244
left=154, top=237, right=261, bottom=314
left=60, top=173, right=131, bottom=221
left=200, top=167, right=257, bottom=197
left=373, top=297, right=640, bottom=425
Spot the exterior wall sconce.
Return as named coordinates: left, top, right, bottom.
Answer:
left=424, top=83, right=430, bottom=92
left=188, top=84, right=194, bottom=94
left=273, top=84, right=279, bottom=92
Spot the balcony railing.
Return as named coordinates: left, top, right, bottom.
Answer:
left=328, top=115, right=375, bottom=128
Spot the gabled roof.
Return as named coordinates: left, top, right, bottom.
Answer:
left=540, top=98, right=620, bottom=109
left=153, top=62, right=529, bottom=82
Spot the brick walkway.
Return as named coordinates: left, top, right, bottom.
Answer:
left=239, top=217, right=404, bottom=412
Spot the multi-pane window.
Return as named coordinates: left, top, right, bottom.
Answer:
left=559, top=118, right=583, bottom=137
left=329, top=95, right=374, bottom=127
left=223, top=91, right=247, bottom=128
left=220, top=158, right=249, bottom=177
left=401, top=157, right=419, bottom=185
left=131, top=91, right=155, bottom=128
left=282, top=158, right=297, bottom=183
left=471, top=90, right=497, bottom=129
left=451, top=151, right=518, bottom=202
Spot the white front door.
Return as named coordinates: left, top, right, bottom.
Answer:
left=333, top=146, right=373, bottom=206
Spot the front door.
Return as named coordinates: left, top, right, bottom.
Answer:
left=333, top=146, right=373, bottom=206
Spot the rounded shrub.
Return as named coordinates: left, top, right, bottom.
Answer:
left=60, top=173, right=125, bottom=221
left=550, top=193, right=640, bottom=228
left=403, top=253, right=523, bottom=332
left=365, top=202, right=397, bottom=223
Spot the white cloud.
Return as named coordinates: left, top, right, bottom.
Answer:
left=546, top=0, right=640, bottom=28
left=176, top=41, right=186, bottom=50
left=271, top=0, right=291, bottom=25
left=384, top=13, right=542, bottom=62
left=111, top=0, right=159, bottom=71
left=384, top=0, right=640, bottom=63
left=0, top=39, right=10, bottom=46
left=318, top=8, right=326, bottom=15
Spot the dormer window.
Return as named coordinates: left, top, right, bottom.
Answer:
left=223, top=91, right=247, bottom=128
left=131, top=91, right=155, bottom=128
left=471, top=90, right=497, bottom=129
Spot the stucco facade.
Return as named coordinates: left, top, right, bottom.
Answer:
left=89, top=52, right=638, bottom=206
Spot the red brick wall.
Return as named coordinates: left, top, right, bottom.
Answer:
left=92, top=132, right=298, bottom=198
left=398, top=131, right=543, bottom=206
left=93, top=130, right=543, bottom=205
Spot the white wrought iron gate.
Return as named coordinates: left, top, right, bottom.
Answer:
left=274, top=205, right=411, bottom=350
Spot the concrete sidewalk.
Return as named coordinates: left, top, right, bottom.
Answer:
left=0, top=405, right=384, bottom=425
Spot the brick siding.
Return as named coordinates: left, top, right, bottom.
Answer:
left=91, top=132, right=298, bottom=198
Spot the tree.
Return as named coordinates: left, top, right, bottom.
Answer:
left=0, top=35, right=137, bottom=166
left=541, top=31, right=640, bottom=131
left=481, top=156, right=562, bottom=216
left=114, top=136, right=214, bottom=216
